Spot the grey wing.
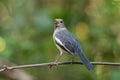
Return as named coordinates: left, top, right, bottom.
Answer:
left=54, top=30, right=77, bottom=56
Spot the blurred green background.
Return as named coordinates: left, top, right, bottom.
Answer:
left=0, top=0, right=120, bottom=80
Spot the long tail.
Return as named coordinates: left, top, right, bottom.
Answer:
left=77, top=51, right=93, bottom=70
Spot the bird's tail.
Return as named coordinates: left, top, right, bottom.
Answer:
left=77, top=51, right=93, bottom=70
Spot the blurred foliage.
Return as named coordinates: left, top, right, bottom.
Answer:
left=0, top=0, right=120, bottom=80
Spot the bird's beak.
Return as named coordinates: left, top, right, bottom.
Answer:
left=54, top=20, right=59, bottom=26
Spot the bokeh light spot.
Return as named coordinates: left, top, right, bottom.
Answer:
left=0, top=37, right=6, bottom=52
left=75, top=22, right=89, bottom=41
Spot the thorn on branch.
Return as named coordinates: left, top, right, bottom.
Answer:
left=3, top=65, right=13, bottom=70
left=0, top=65, right=13, bottom=72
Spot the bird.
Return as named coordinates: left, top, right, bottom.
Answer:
left=53, top=19, right=93, bottom=70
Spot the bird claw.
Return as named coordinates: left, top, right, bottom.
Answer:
left=49, top=64, right=53, bottom=68
left=49, top=62, right=59, bottom=68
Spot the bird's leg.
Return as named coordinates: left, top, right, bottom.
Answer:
left=49, top=51, right=63, bottom=68
left=55, top=51, right=63, bottom=63
left=70, top=55, right=75, bottom=64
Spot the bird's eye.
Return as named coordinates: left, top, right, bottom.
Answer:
left=60, top=21, right=63, bottom=23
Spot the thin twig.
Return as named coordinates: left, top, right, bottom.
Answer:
left=0, top=61, right=120, bottom=72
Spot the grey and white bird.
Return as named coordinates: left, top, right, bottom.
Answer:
left=53, top=19, right=93, bottom=70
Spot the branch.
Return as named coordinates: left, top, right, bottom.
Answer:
left=0, top=61, right=120, bottom=72
left=0, top=59, right=36, bottom=80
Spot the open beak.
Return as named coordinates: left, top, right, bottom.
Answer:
left=54, top=20, right=59, bottom=26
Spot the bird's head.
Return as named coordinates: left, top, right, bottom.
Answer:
left=54, top=19, right=65, bottom=28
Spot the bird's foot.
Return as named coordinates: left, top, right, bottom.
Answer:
left=70, top=59, right=74, bottom=64
left=49, top=62, right=59, bottom=68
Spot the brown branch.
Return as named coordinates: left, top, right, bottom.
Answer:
left=0, top=61, right=120, bottom=72
left=0, top=59, right=36, bottom=80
